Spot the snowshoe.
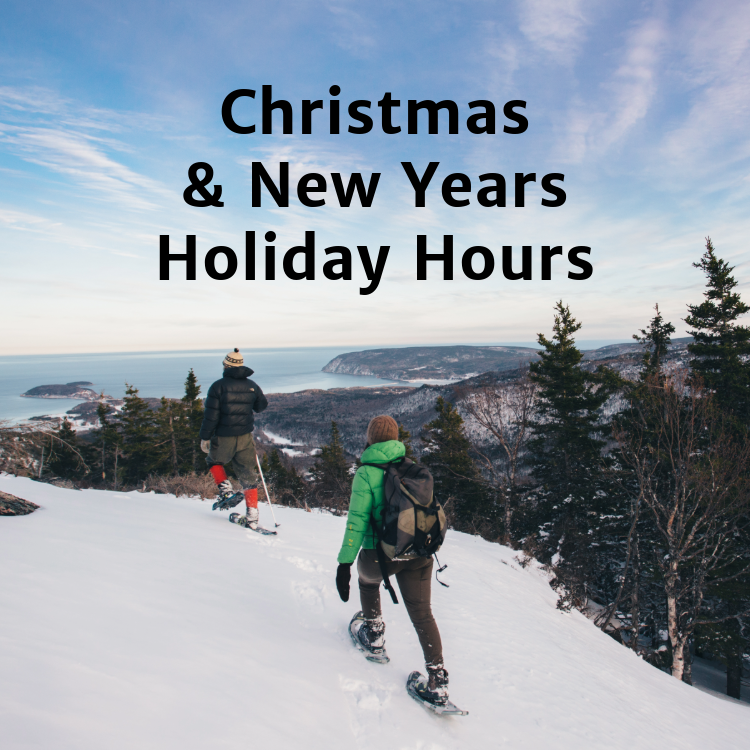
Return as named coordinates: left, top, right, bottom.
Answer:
left=349, top=611, right=389, bottom=664
left=406, top=671, right=468, bottom=716
left=228, top=512, right=277, bottom=535
left=212, top=491, right=244, bottom=512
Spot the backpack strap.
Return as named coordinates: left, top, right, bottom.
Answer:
left=362, top=461, right=399, bottom=605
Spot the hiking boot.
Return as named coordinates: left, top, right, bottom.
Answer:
left=357, top=617, right=385, bottom=651
left=245, top=505, right=259, bottom=530
left=349, top=612, right=389, bottom=663
left=212, top=481, right=243, bottom=511
left=416, top=663, right=449, bottom=706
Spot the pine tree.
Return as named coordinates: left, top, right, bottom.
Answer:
left=683, top=240, right=750, bottom=688
left=600, top=306, right=678, bottom=648
left=398, top=423, right=415, bottom=459
left=181, top=369, right=204, bottom=471
left=697, top=564, right=750, bottom=699
left=526, top=302, right=621, bottom=605
left=685, top=237, right=750, bottom=425
left=310, top=421, right=351, bottom=510
left=94, top=397, right=121, bottom=486
left=420, top=396, right=489, bottom=530
left=48, top=419, right=89, bottom=480
left=117, top=384, right=156, bottom=484
left=633, top=303, right=675, bottom=380
left=263, top=448, right=306, bottom=506
left=153, top=398, right=183, bottom=476
left=528, top=302, right=619, bottom=499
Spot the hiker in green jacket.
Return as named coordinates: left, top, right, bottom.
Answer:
left=335, top=414, right=449, bottom=706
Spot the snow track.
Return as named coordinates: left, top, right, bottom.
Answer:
left=1, top=474, right=749, bottom=749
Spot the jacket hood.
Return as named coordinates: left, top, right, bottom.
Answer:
left=361, top=440, right=405, bottom=464
left=224, top=366, right=254, bottom=379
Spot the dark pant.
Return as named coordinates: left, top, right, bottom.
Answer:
left=357, top=548, right=443, bottom=666
left=206, top=433, right=259, bottom=487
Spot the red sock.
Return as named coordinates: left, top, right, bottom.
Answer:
left=244, top=488, right=258, bottom=508
left=209, top=465, right=227, bottom=485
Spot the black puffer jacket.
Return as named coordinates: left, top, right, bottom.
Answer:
left=199, top=366, right=268, bottom=439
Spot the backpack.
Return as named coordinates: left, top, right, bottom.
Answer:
left=364, top=457, right=448, bottom=559
left=362, top=458, right=448, bottom=603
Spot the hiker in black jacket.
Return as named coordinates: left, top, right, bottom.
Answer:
left=200, top=348, right=268, bottom=528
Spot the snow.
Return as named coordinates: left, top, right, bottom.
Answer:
left=280, top=448, right=306, bottom=457
left=262, top=429, right=304, bottom=446
left=1, top=474, right=749, bottom=750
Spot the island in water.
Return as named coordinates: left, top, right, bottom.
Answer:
left=21, top=382, right=98, bottom=400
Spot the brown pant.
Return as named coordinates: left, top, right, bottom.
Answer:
left=357, top=548, right=443, bottom=666
left=206, top=433, right=259, bottom=488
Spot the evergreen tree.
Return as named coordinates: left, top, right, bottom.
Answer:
left=262, top=448, right=306, bottom=506
left=310, top=421, right=351, bottom=510
left=528, top=302, right=619, bottom=500
left=181, top=369, right=204, bottom=471
left=117, top=384, right=156, bottom=484
left=683, top=239, right=750, bottom=688
left=685, top=237, right=750, bottom=425
left=526, top=302, right=620, bottom=604
left=398, top=423, right=415, bottom=459
left=94, top=397, right=121, bottom=486
left=153, top=397, right=183, bottom=476
left=697, top=564, right=750, bottom=699
left=600, top=306, right=679, bottom=648
left=48, top=419, right=89, bottom=480
left=420, top=396, right=489, bottom=529
left=633, top=303, right=675, bottom=380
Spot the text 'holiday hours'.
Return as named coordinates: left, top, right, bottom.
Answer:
left=159, top=233, right=592, bottom=295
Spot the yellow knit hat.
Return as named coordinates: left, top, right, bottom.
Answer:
left=223, top=348, right=244, bottom=368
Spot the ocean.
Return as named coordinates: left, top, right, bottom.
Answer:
left=1, top=339, right=619, bottom=423
left=0, top=347, right=404, bottom=422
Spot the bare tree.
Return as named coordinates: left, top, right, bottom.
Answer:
left=461, top=375, right=537, bottom=544
left=0, top=421, right=90, bottom=478
left=614, top=372, right=750, bottom=682
left=0, top=421, right=38, bottom=475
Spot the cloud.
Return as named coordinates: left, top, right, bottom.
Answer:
left=518, top=0, right=592, bottom=61
left=556, top=15, right=663, bottom=162
left=0, top=85, right=177, bottom=212
left=0, top=124, right=170, bottom=211
left=0, top=85, right=168, bottom=133
left=325, top=1, right=378, bottom=57
left=0, top=207, right=53, bottom=231
left=475, top=22, right=521, bottom=96
left=238, top=138, right=372, bottom=183
left=660, top=1, right=750, bottom=174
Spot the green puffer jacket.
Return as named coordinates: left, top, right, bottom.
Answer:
left=337, top=440, right=406, bottom=564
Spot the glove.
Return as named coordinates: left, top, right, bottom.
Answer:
left=201, top=439, right=211, bottom=454
left=336, top=563, right=352, bottom=602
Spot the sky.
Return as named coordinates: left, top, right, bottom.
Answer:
left=1, top=0, right=749, bottom=355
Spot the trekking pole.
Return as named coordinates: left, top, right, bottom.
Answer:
left=256, top=453, right=280, bottom=527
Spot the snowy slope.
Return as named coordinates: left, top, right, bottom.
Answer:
left=1, top=475, right=749, bottom=750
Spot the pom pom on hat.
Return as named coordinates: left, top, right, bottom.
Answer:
left=223, top=348, right=244, bottom=368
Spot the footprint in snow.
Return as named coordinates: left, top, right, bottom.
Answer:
left=339, top=675, right=394, bottom=743
left=286, top=556, right=325, bottom=573
left=291, top=580, right=328, bottom=612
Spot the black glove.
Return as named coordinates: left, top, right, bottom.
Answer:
left=336, top=563, right=352, bottom=602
